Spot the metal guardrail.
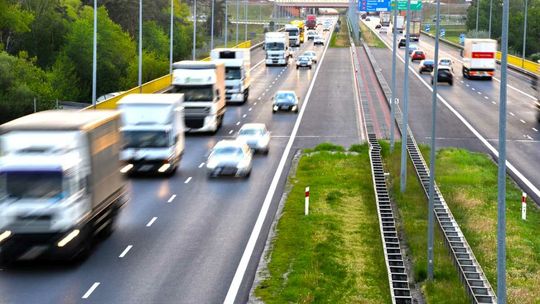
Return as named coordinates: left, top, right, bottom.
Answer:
left=360, top=38, right=498, bottom=304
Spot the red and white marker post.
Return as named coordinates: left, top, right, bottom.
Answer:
left=305, top=187, right=310, bottom=216
left=521, top=192, right=527, bottom=221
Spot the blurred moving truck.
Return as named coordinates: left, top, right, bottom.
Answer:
left=118, top=94, right=185, bottom=176
left=211, top=48, right=251, bottom=104
left=291, top=20, right=305, bottom=43
left=406, top=19, right=421, bottom=41
left=392, top=15, right=404, bottom=33
left=0, top=110, right=127, bottom=263
left=171, top=61, right=226, bottom=133
left=462, top=38, right=497, bottom=79
left=284, top=24, right=301, bottom=47
left=306, top=14, right=317, bottom=30
left=379, top=12, right=391, bottom=27
left=265, top=32, right=290, bottom=66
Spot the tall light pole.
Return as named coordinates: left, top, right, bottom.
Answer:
left=244, top=0, right=248, bottom=41
left=169, top=0, right=174, bottom=74
left=427, top=0, right=442, bottom=281
left=236, top=0, right=240, bottom=44
left=521, top=0, right=528, bottom=67
left=389, top=0, right=398, bottom=151
left=488, top=0, right=493, bottom=38
left=225, top=0, right=228, bottom=47
left=400, top=0, right=412, bottom=193
left=138, top=0, right=143, bottom=90
left=475, top=0, right=479, bottom=37
left=192, top=0, right=197, bottom=60
left=92, top=0, right=97, bottom=108
left=497, top=0, right=510, bottom=301
left=211, top=0, right=215, bottom=50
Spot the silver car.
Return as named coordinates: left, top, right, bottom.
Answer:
left=206, top=140, right=252, bottom=177
left=236, top=123, right=271, bottom=154
left=302, top=51, right=317, bottom=63
left=272, top=91, right=299, bottom=113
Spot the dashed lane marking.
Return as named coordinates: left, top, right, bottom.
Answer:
left=533, top=127, right=538, bottom=132
left=184, top=177, right=192, bottom=184
left=520, top=119, right=526, bottom=124
left=484, top=96, right=489, bottom=100
left=242, top=114, right=247, bottom=118
left=492, top=101, right=497, bottom=105
left=167, top=194, right=176, bottom=203
left=82, top=282, right=100, bottom=299
left=146, top=217, right=157, bottom=227
left=236, top=121, right=241, bottom=126
left=510, top=112, right=515, bottom=116
left=248, top=107, right=252, bottom=111
left=199, top=162, right=205, bottom=168
left=119, top=245, right=133, bottom=258
left=229, top=130, right=234, bottom=134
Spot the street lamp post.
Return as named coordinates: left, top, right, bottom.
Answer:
left=236, top=0, right=239, bottom=44
left=225, top=0, right=228, bottom=46
left=192, top=0, right=197, bottom=60
left=400, top=0, right=412, bottom=193
left=138, top=0, right=142, bottom=91
left=475, top=0, right=479, bottom=37
left=211, top=0, right=215, bottom=50
left=245, top=0, right=248, bottom=41
left=169, top=0, right=174, bottom=74
left=92, top=0, right=97, bottom=108
left=522, top=0, right=528, bottom=67
left=488, top=0, right=493, bottom=38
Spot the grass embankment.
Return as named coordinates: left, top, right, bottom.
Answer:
left=329, top=16, right=348, bottom=48
left=359, top=21, right=386, bottom=48
left=383, top=142, right=540, bottom=303
left=255, top=143, right=391, bottom=303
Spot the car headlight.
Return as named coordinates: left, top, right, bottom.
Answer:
left=206, top=159, right=218, bottom=169
left=237, top=159, right=250, bottom=169
left=292, top=105, right=298, bottom=111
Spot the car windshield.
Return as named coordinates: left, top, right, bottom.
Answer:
left=239, top=128, right=263, bottom=136
left=298, top=57, right=309, bottom=61
left=286, top=29, right=299, bottom=36
left=266, top=42, right=284, bottom=51
left=303, top=52, right=315, bottom=57
left=225, top=67, right=241, bottom=80
left=0, top=170, right=63, bottom=200
left=440, top=59, right=451, bottom=65
left=123, top=130, right=170, bottom=148
left=275, top=93, right=296, bottom=103
left=172, top=85, right=213, bottom=102
left=424, top=60, right=434, bottom=65
left=213, top=146, right=243, bottom=156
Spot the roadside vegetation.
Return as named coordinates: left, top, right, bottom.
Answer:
left=329, top=16, right=348, bottom=48
left=383, top=142, right=540, bottom=303
left=255, top=143, right=391, bottom=303
left=359, top=21, right=385, bottom=48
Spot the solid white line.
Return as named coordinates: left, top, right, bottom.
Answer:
left=146, top=217, right=157, bottom=227
left=250, top=58, right=265, bottom=71
left=82, top=282, right=100, bottom=299
left=184, top=177, right=192, bottom=184
left=520, top=119, right=526, bottom=124
left=167, top=194, right=176, bottom=203
left=349, top=42, right=367, bottom=141
left=533, top=128, right=538, bottom=132
left=223, top=28, right=333, bottom=304
left=119, top=245, right=133, bottom=258
left=510, top=112, right=515, bottom=116
left=199, top=162, right=205, bottom=168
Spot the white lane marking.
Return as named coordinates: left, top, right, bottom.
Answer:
left=510, top=112, right=515, bottom=116
left=257, top=97, right=261, bottom=100
left=533, top=127, right=538, bottom=132
left=492, top=101, right=497, bottom=105
left=236, top=121, right=241, bottom=126
left=82, top=282, right=100, bottom=299
left=471, top=87, right=476, bottom=91
left=167, top=194, right=176, bottom=203
left=375, top=31, right=540, bottom=206
left=348, top=43, right=367, bottom=141
left=272, top=81, right=276, bottom=85
left=484, top=96, right=489, bottom=100
left=119, top=245, right=133, bottom=258
left=248, top=107, right=252, bottom=111
left=199, top=162, right=205, bottom=168
left=228, top=130, right=234, bottom=134
left=520, top=119, right=526, bottom=124
left=525, top=134, right=533, bottom=140
left=242, top=114, right=247, bottom=118
left=466, top=84, right=470, bottom=87
left=146, top=217, right=157, bottom=227
left=224, top=29, right=333, bottom=304
left=250, top=58, right=265, bottom=71
left=477, top=91, right=482, bottom=95
left=460, top=80, right=464, bottom=84
left=265, top=88, right=269, bottom=91
left=184, top=177, right=192, bottom=184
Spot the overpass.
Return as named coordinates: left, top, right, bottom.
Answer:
left=274, top=0, right=349, bottom=8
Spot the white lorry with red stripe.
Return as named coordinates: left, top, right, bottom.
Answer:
left=462, top=38, right=497, bottom=80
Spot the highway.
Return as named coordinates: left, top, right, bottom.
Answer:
left=363, top=17, right=540, bottom=204
left=0, top=21, right=362, bottom=304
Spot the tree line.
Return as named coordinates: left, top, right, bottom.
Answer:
left=0, top=0, right=229, bottom=123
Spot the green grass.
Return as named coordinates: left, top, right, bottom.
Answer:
left=255, top=143, right=391, bottom=303
left=227, top=3, right=274, bottom=21
left=359, top=22, right=385, bottom=48
left=381, top=141, right=470, bottom=303
left=329, top=16, right=349, bottom=48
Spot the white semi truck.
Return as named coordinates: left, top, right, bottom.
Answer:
left=392, top=15, right=405, bottom=33
left=379, top=12, right=391, bottom=27
left=284, top=24, right=301, bottom=47
left=211, top=48, right=251, bottom=104
left=171, top=61, right=226, bottom=133
left=118, top=94, right=185, bottom=176
left=0, top=110, right=127, bottom=263
left=461, top=38, right=497, bottom=80
left=265, top=32, right=290, bottom=66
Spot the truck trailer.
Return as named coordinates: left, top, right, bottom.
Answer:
left=461, top=38, right=497, bottom=79
left=0, top=110, right=127, bottom=263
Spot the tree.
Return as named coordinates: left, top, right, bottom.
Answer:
left=0, top=0, right=34, bottom=52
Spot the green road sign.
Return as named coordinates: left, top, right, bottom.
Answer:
left=390, top=0, right=422, bottom=11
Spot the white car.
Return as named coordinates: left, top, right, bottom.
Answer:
left=306, top=30, right=317, bottom=40
left=314, top=36, right=325, bottom=45
left=296, top=55, right=313, bottom=69
left=438, top=57, right=454, bottom=72
left=206, top=140, right=253, bottom=177
left=302, top=51, right=317, bottom=63
left=272, top=90, right=299, bottom=113
left=379, top=26, right=388, bottom=34
left=236, top=123, right=270, bottom=154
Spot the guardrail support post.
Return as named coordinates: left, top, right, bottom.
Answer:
left=305, top=187, right=310, bottom=216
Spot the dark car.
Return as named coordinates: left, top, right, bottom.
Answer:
left=375, top=24, right=382, bottom=29
left=431, top=66, right=453, bottom=85
left=418, top=60, right=435, bottom=73
left=398, top=38, right=406, bottom=48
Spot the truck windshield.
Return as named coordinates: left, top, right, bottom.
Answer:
left=172, top=85, right=214, bottom=102
left=123, top=130, right=170, bottom=148
left=0, top=171, right=63, bottom=200
left=286, top=29, right=299, bottom=36
left=266, top=42, right=284, bottom=51
left=225, top=67, right=241, bottom=80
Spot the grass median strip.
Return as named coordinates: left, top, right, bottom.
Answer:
left=359, top=22, right=385, bottom=48
left=330, top=16, right=349, bottom=48
left=255, top=143, right=391, bottom=303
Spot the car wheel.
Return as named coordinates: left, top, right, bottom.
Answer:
left=309, top=66, right=312, bottom=69
left=296, top=66, right=299, bottom=69
left=449, top=80, right=453, bottom=86
left=294, top=108, right=299, bottom=113
left=244, top=170, right=251, bottom=178
left=272, top=109, right=276, bottom=113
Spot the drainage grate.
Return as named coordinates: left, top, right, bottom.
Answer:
left=368, top=133, right=413, bottom=304
left=405, top=134, right=497, bottom=303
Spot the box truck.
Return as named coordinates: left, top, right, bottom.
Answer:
left=211, top=48, right=251, bottom=104
left=379, top=12, right=391, bottom=27
left=461, top=38, right=497, bottom=79
left=284, top=24, right=301, bottom=47
left=0, top=110, right=127, bottom=263
left=171, top=61, right=226, bottom=133
left=306, top=14, right=317, bottom=30
left=265, top=32, right=290, bottom=66
left=392, top=15, right=404, bottom=33
left=117, top=94, right=185, bottom=176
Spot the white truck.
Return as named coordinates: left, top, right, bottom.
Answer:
left=117, top=94, right=185, bottom=176
left=265, top=32, right=290, bottom=66
left=284, top=24, right=301, bottom=47
left=461, top=38, right=497, bottom=80
left=171, top=61, right=226, bottom=133
left=392, top=15, right=405, bottom=33
left=0, top=110, right=127, bottom=263
left=379, top=12, right=391, bottom=27
left=211, top=48, right=251, bottom=104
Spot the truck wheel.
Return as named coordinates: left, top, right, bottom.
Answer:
left=462, top=67, right=468, bottom=78
left=243, top=89, right=249, bottom=103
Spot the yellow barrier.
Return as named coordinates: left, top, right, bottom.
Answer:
left=85, top=40, right=252, bottom=110
left=495, top=52, right=539, bottom=75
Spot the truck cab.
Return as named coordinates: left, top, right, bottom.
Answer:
left=211, top=48, right=251, bottom=104
left=171, top=61, right=226, bottom=133
left=284, top=24, right=301, bottom=47
left=265, top=32, right=290, bottom=66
